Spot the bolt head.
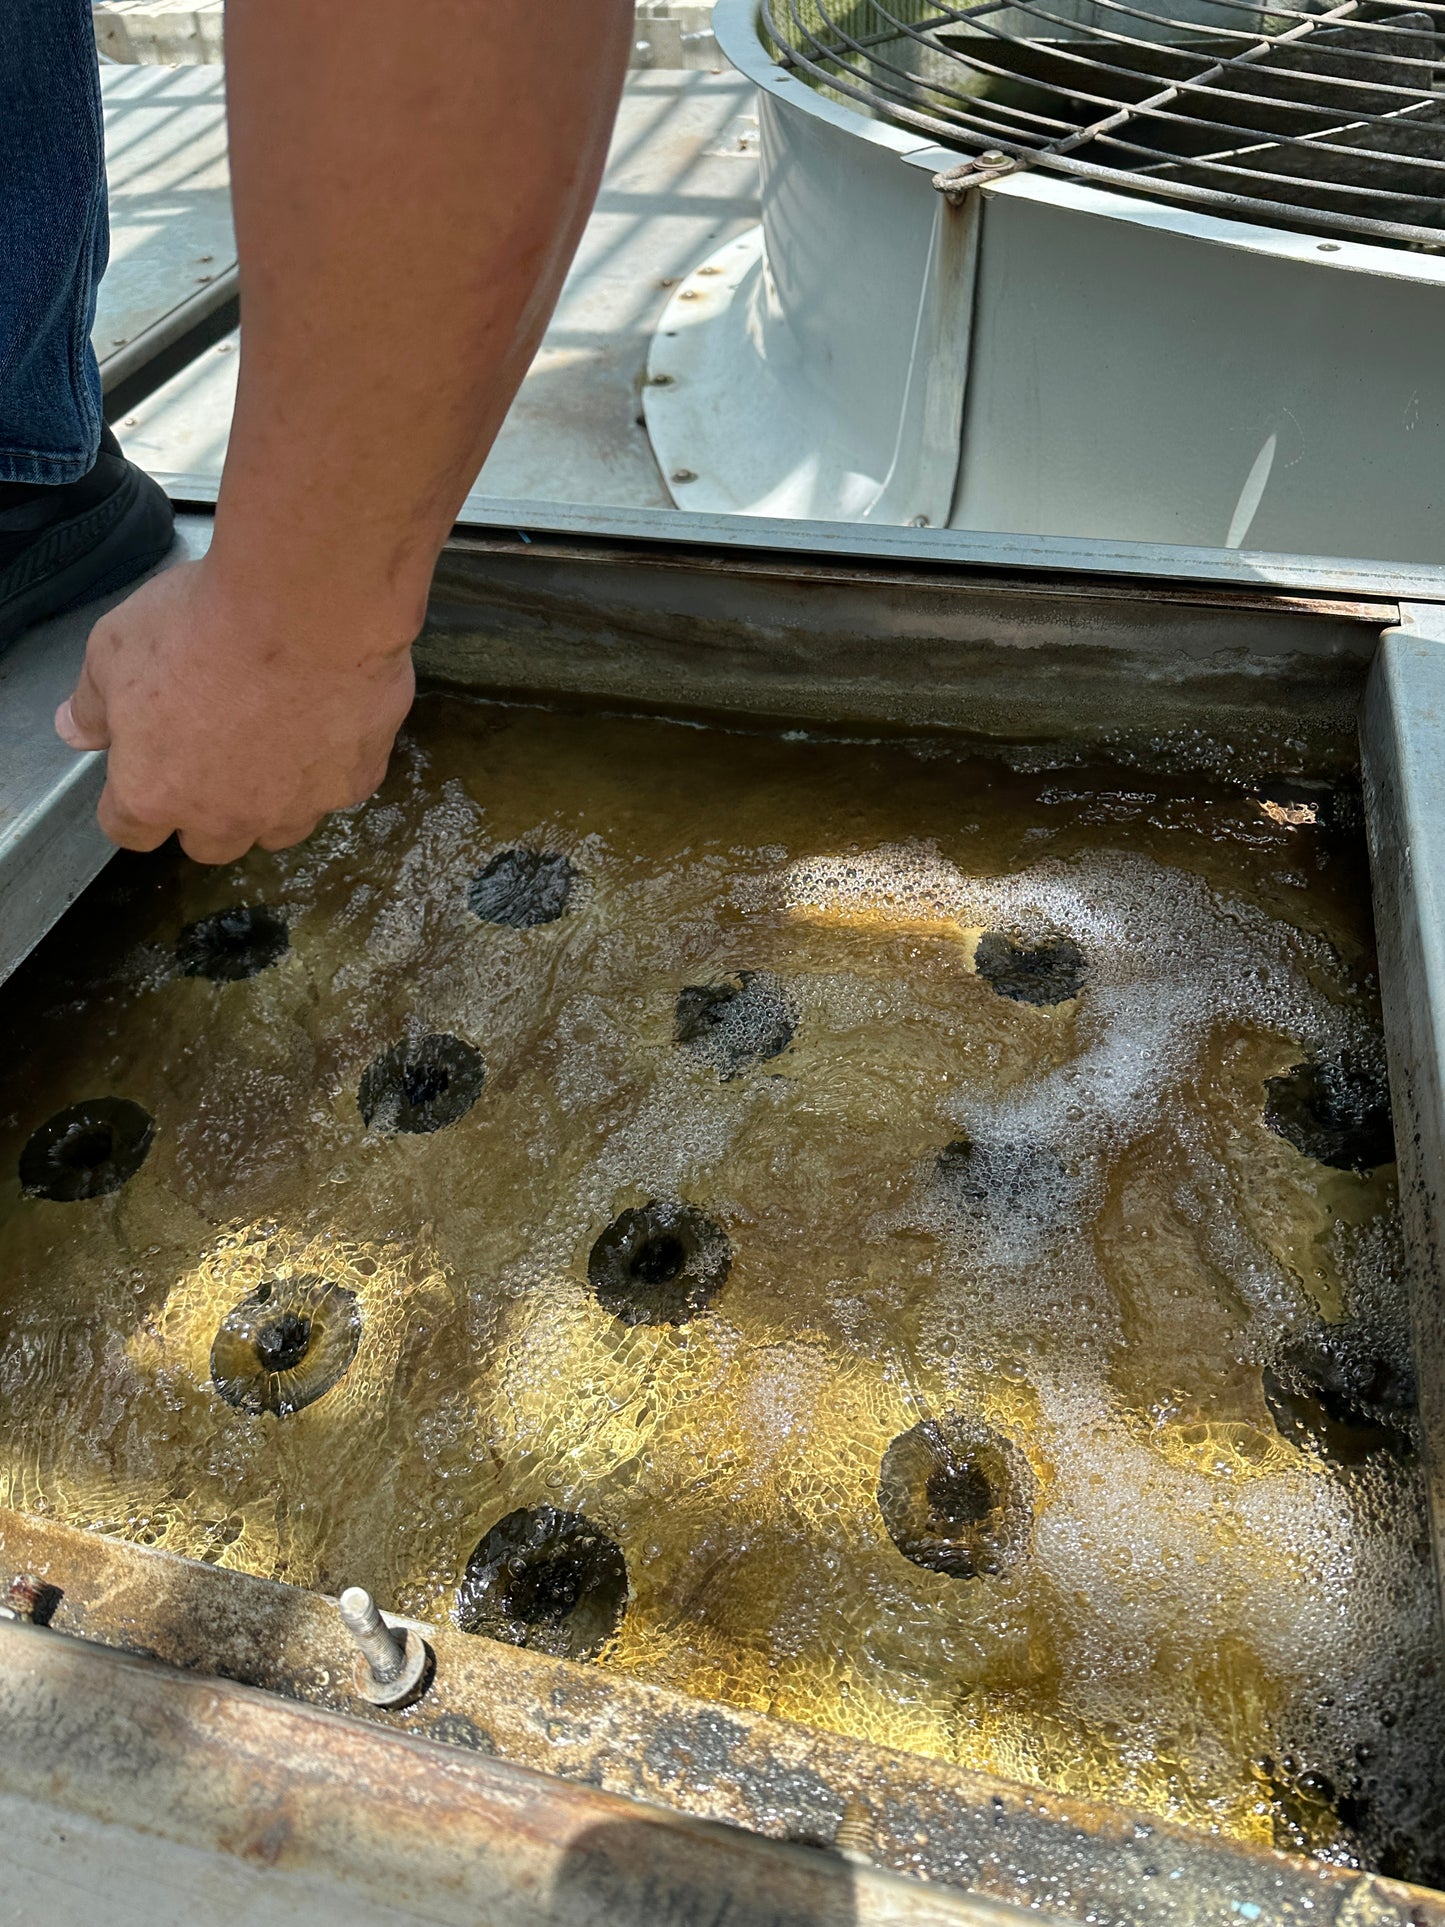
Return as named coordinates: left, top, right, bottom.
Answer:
left=671, top=469, right=697, bottom=484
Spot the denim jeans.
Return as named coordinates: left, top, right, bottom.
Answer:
left=0, top=0, right=108, bottom=483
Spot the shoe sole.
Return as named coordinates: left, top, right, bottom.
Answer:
left=0, top=463, right=178, bottom=652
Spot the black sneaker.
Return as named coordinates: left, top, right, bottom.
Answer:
left=0, top=426, right=175, bottom=649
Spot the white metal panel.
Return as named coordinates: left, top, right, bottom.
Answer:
left=755, top=87, right=940, bottom=468
left=953, top=175, right=1445, bottom=562
left=643, top=85, right=951, bottom=520
left=691, top=0, right=1445, bottom=562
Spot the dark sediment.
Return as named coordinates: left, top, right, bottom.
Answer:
left=1263, top=1052, right=1395, bottom=1171
left=468, top=849, right=576, bottom=928
left=1263, top=1326, right=1416, bottom=1465
left=1258, top=1754, right=1360, bottom=1858
left=974, top=933, right=1086, bottom=1007
left=935, top=1134, right=1068, bottom=1220
left=455, top=1505, right=628, bottom=1660
left=19, top=1098, right=155, bottom=1203
left=210, top=1274, right=362, bottom=1418
left=674, top=970, right=794, bottom=1077
left=176, top=904, right=289, bottom=982
left=877, top=1414, right=1036, bottom=1579
left=358, top=1033, right=485, bottom=1134
left=588, top=1199, right=731, bottom=1326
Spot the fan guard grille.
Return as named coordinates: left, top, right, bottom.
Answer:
left=761, top=0, right=1445, bottom=245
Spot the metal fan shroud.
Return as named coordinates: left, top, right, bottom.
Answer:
left=763, top=0, right=1445, bottom=247
left=639, top=0, right=1445, bottom=561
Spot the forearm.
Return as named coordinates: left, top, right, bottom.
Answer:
left=211, top=0, right=633, bottom=644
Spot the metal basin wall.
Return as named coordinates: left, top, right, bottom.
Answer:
left=3, top=511, right=1445, bottom=1925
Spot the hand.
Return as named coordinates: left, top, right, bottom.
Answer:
left=55, top=556, right=416, bottom=863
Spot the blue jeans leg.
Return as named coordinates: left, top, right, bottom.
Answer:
left=0, top=0, right=108, bottom=484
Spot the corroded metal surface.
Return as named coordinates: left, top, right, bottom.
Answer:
left=0, top=1617, right=1019, bottom=1927
left=3, top=1511, right=1439, bottom=1927
left=421, top=530, right=1388, bottom=773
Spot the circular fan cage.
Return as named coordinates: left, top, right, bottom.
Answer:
left=761, top=0, right=1445, bottom=246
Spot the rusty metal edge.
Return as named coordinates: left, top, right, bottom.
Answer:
left=2, top=1509, right=1439, bottom=1927
left=0, top=1617, right=1026, bottom=1927
left=434, top=527, right=1399, bottom=625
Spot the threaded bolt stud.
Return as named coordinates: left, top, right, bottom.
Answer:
left=340, top=1587, right=404, bottom=1683
left=338, top=1586, right=433, bottom=1709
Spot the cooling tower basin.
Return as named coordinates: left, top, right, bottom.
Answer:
left=642, top=0, right=1445, bottom=565
left=2, top=505, right=1445, bottom=1925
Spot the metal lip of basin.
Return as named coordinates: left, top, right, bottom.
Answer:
left=3, top=487, right=1445, bottom=1925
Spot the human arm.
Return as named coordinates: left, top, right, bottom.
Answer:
left=57, top=0, right=633, bottom=862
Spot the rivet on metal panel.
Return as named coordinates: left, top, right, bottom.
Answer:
left=679, top=289, right=701, bottom=301
left=910, top=515, right=931, bottom=528
left=338, top=1586, right=433, bottom=1709
left=671, top=469, right=697, bottom=483
left=647, top=374, right=674, bottom=386
left=1319, top=242, right=1342, bottom=252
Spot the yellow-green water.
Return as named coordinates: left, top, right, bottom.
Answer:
left=0, top=694, right=1440, bottom=1880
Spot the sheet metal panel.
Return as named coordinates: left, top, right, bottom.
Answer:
left=1362, top=604, right=1445, bottom=1622
left=0, top=1619, right=1023, bottom=1927
left=96, top=66, right=236, bottom=390
left=117, top=73, right=761, bottom=503
left=0, top=515, right=213, bottom=987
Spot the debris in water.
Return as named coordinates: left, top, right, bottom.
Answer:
left=674, top=970, right=794, bottom=1077
left=19, top=1098, right=155, bottom=1202
left=467, top=849, right=577, bottom=928
left=1257, top=779, right=1363, bottom=839
left=877, top=1414, right=1036, bottom=1578
left=974, top=932, right=1086, bottom=1006
left=455, top=1505, right=628, bottom=1659
left=1263, top=1327, right=1416, bottom=1465
left=587, top=1199, right=731, bottom=1326
left=1264, top=1053, right=1395, bottom=1171
left=935, top=1135, right=1068, bottom=1218
left=176, top=904, right=290, bottom=982
left=358, top=1033, right=485, bottom=1134
left=210, top=1274, right=362, bottom=1417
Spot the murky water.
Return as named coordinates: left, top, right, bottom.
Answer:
left=1, top=694, right=1441, bottom=1883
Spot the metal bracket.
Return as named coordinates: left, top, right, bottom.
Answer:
left=933, top=150, right=1022, bottom=205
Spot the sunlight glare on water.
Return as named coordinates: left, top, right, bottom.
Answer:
left=0, top=694, right=1440, bottom=1883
